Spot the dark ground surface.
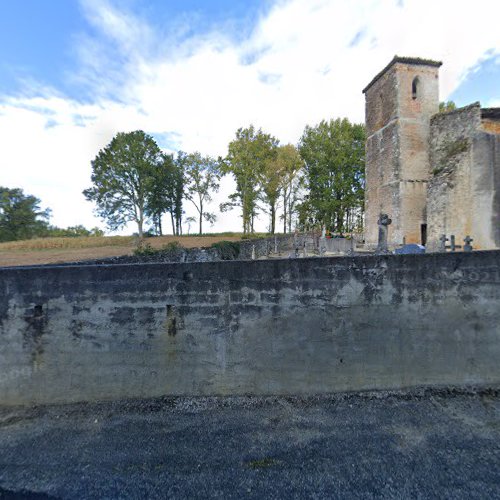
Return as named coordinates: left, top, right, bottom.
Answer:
left=0, top=388, right=499, bottom=499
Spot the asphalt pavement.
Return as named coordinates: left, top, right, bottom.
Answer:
left=0, top=388, right=499, bottom=499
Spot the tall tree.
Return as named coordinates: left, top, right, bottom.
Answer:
left=83, top=130, right=162, bottom=240
left=221, top=125, right=279, bottom=234
left=299, top=118, right=365, bottom=234
left=184, top=152, right=220, bottom=234
left=258, top=150, right=281, bottom=234
left=0, top=187, right=50, bottom=242
left=146, top=153, right=185, bottom=236
left=275, top=144, right=304, bottom=233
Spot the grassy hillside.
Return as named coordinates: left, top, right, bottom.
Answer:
left=0, top=234, right=249, bottom=267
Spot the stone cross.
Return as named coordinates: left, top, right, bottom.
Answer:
left=463, top=235, right=474, bottom=252
left=377, top=213, right=392, bottom=253
left=439, top=234, right=448, bottom=252
left=445, top=235, right=462, bottom=252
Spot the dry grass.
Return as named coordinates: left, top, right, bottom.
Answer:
left=0, top=234, right=244, bottom=267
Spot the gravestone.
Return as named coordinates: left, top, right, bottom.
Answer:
left=463, top=235, right=474, bottom=252
left=439, top=234, right=448, bottom=252
left=376, top=213, right=392, bottom=253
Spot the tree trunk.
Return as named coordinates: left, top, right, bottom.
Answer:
left=271, top=204, right=276, bottom=234
left=199, top=201, right=203, bottom=235
left=170, top=213, right=175, bottom=235
left=137, top=208, right=144, bottom=244
left=283, top=191, right=287, bottom=234
left=158, top=213, right=163, bottom=236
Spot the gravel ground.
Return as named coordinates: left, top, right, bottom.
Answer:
left=0, top=388, right=499, bottom=499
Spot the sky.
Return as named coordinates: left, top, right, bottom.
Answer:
left=0, top=0, right=499, bottom=235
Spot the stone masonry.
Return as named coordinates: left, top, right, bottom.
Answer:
left=427, top=104, right=500, bottom=250
left=363, top=56, right=500, bottom=251
left=363, top=57, right=441, bottom=247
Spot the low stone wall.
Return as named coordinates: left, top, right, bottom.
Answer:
left=1, top=251, right=499, bottom=405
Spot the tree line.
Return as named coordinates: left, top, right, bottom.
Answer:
left=0, top=186, right=103, bottom=243
left=1, top=117, right=365, bottom=243
left=84, top=118, right=365, bottom=238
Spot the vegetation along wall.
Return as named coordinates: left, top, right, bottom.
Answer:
left=1, top=251, right=500, bottom=406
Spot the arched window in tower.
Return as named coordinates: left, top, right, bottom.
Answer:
left=412, top=77, right=420, bottom=100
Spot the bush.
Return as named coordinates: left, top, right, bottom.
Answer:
left=211, top=240, right=240, bottom=260
left=133, top=242, right=158, bottom=256
left=162, top=241, right=182, bottom=251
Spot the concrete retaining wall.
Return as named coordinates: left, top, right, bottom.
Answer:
left=1, top=251, right=500, bottom=405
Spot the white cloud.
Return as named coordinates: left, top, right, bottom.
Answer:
left=1, top=0, right=499, bottom=234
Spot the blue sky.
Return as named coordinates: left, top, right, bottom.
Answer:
left=0, top=0, right=499, bottom=233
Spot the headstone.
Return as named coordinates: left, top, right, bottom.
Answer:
left=394, top=244, right=425, bottom=255
left=346, top=237, right=355, bottom=256
left=376, top=213, right=392, bottom=253
left=446, top=235, right=462, bottom=252
left=251, top=245, right=256, bottom=260
left=463, top=235, right=474, bottom=252
left=439, top=234, right=448, bottom=252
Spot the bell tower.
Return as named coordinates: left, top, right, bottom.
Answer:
left=363, top=56, right=441, bottom=247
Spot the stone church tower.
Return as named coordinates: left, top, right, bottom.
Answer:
left=363, top=56, right=442, bottom=247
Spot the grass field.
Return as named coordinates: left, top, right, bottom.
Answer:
left=0, top=234, right=247, bottom=267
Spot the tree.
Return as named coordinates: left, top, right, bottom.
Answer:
left=221, top=125, right=279, bottom=234
left=184, top=152, right=220, bottom=234
left=146, top=153, right=185, bottom=236
left=275, top=144, right=304, bottom=233
left=299, top=118, right=365, bottom=234
left=0, top=187, right=50, bottom=242
left=439, top=101, right=457, bottom=113
left=258, top=151, right=281, bottom=234
left=83, top=130, right=162, bottom=240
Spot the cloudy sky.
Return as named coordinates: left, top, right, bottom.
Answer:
left=1, top=0, right=499, bottom=234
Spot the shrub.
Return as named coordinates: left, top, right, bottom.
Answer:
left=211, top=240, right=240, bottom=260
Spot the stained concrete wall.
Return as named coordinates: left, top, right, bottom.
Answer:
left=1, top=251, right=500, bottom=406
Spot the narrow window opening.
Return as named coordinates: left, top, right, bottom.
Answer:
left=34, top=305, right=43, bottom=317
left=421, top=224, right=427, bottom=246
left=412, top=77, right=420, bottom=100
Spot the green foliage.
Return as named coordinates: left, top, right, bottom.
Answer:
left=44, top=225, right=104, bottom=238
left=133, top=242, right=157, bottom=256
left=221, top=125, right=279, bottom=234
left=0, top=187, right=51, bottom=242
left=132, top=240, right=183, bottom=257
left=439, top=101, right=457, bottom=113
left=433, top=137, right=469, bottom=175
left=83, top=130, right=163, bottom=239
left=146, top=152, right=184, bottom=236
left=184, top=152, right=220, bottom=234
left=275, top=144, right=304, bottom=233
left=162, top=241, right=182, bottom=251
left=441, top=138, right=469, bottom=159
left=210, top=240, right=240, bottom=260
left=298, top=118, right=365, bottom=234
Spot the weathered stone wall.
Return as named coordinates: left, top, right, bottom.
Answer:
left=364, top=59, right=439, bottom=247
left=427, top=104, right=500, bottom=251
left=1, top=251, right=500, bottom=406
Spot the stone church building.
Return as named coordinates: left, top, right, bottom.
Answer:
left=363, top=56, right=500, bottom=251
